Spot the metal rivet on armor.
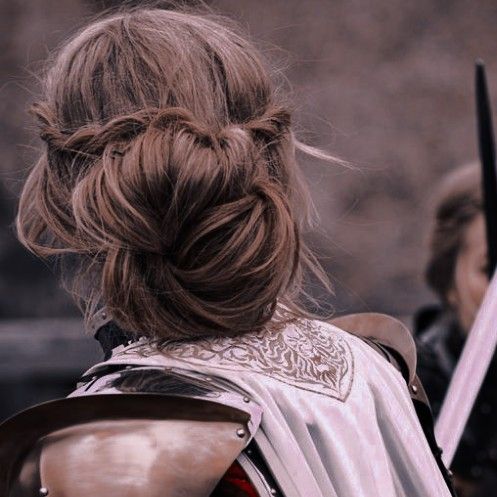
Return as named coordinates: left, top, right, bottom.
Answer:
left=125, top=365, right=133, bottom=370
left=91, top=375, right=98, bottom=381
left=39, top=488, right=49, bottom=496
left=270, top=488, right=277, bottom=495
left=101, top=312, right=107, bottom=320
left=411, top=384, right=418, bottom=394
left=447, top=469, right=453, bottom=478
left=205, top=376, right=212, bottom=381
left=243, top=396, right=250, bottom=403
left=236, top=428, right=246, bottom=438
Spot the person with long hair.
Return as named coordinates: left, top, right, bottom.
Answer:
left=3, top=6, right=454, bottom=497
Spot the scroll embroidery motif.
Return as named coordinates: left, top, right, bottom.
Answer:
left=162, top=320, right=354, bottom=401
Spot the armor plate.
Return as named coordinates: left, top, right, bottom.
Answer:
left=0, top=366, right=263, bottom=497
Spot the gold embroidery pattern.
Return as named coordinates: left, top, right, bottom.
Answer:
left=163, top=320, right=354, bottom=401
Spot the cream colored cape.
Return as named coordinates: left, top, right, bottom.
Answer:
left=81, top=319, right=452, bottom=497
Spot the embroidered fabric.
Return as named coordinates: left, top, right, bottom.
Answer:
left=80, top=319, right=453, bottom=497
left=158, top=320, right=354, bottom=401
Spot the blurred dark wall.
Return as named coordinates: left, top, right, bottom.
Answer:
left=1, top=0, right=497, bottom=416
left=0, top=319, right=101, bottom=420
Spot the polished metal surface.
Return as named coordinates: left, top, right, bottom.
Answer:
left=0, top=367, right=258, bottom=497
left=10, top=419, right=247, bottom=497
left=330, top=312, right=417, bottom=384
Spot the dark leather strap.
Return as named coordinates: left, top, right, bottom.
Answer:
left=94, top=321, right=137, bottom=360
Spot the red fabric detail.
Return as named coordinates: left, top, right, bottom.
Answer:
left=223, top=461, right=260, bottom=497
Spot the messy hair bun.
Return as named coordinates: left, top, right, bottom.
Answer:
left=17, top=7, right=327, bottom=339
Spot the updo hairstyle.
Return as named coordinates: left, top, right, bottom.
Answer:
left=17, top=7, right=326, bottom=339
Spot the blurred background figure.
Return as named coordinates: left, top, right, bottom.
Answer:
left=415, top=163, right=496, bottom=497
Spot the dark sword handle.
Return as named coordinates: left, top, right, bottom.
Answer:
left=476, top=60, right=497, bottom=278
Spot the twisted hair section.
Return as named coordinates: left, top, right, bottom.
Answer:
left=17, top=7, right=331, bottom=339
left=31, top=101, right=291, bottom=157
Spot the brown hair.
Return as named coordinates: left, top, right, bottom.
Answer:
left=16, top=7, right=329, bottom=339
left=425, top=163, right=483, bottom=303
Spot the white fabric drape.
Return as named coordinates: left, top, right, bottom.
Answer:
left=81, top=319, right=452, bottom=497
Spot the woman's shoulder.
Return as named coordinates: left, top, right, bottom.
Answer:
left=83, top=315, right=412, bottom=402
left=80, top=318, right=356, bottom=402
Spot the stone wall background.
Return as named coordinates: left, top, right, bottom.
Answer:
left=1, top=0, right=497, bottom=417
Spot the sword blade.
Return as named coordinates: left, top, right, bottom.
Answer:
left=435, top=272, right=497, bottom=466
left=435, top=60, right=497, bottom=466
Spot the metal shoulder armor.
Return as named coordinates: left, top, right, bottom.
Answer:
left=0, top=365, right=282, bottom=497
left=330, top=312, right=417, bottom=385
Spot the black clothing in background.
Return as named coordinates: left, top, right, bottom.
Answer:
left=415, top=305, right=497, bottom=497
